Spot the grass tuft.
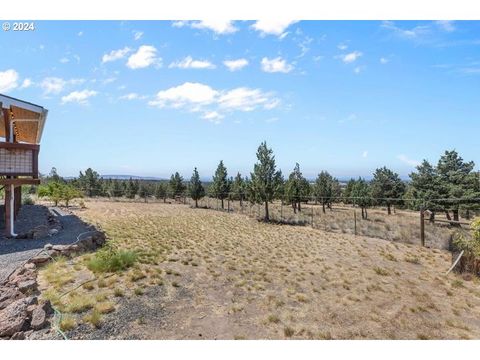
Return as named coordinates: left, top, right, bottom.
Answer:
left=87, top=249, right=137, bottom=273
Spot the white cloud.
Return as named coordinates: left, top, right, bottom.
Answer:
left=119, top=93, right=146, bottom=100
left=149, top=82, right=280, bottom=122
left=261, top=57, right=294, bottom=73
left=435, top=20, right=455, bottom=32
left=218, top=87, right=278, bottom=112
left=173, top=20, right=238, bottom=35
left=40, top=77, right=66, bottom=94
left=120, top=93, right=138, bottom=100
left=127, top=45, right=160, bottom=69
left=61, top=90, right=98, bottom=105
left=40, top=77, right=85, bottom=95
left=133, top=31, right=143, bottom=40
left=102, top=47, right=131, bottom=63
left=169, top=56, right=216, bottom=69
left=353, top=66, right=365, bottom=74
left=0, top=69, right=19, bottom=93
left=251, top=20, right=298, bottom=37
left=78, top=31, right=83, bottom=36
left=381, top=21, right=430, bottom=39
left=20, top=78, right=33, bottom=89
left=362, top=151, right=368, bottom=158
left=397, top=154, right=421, bottom=167
left=202, top=111, right=224, bottom=124
left=223, top=58, right=249, bottom=71
left=59, top=57, right=69, bottom=64
left=339, top=51, right=363, bottom=64
left=337, top=43, right=348, bottom=50
left=149, top=82, right=218, bottom=108
left=380, top=57, right=389, bottom=64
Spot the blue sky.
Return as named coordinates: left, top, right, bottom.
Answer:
left=0, top=20, right=479, bottom=180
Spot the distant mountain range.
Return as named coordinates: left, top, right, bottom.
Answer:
left=101, top=175, right=165, bottom=181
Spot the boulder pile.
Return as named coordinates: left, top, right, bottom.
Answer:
left=0, top=230, right=106, bottom=339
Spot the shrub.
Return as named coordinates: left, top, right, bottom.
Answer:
left=87, top=249, right=137, bottom=273
left=452, top=219, right=480, bottom=258
left=22, top=195, right=35, bottom=205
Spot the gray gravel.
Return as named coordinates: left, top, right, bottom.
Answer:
left=0, top=206, right=94, bottom=282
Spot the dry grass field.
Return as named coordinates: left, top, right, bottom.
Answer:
left=38, top=200, right=480, bottom=339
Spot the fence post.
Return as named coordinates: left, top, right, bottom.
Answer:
left=311, top=201, right=314, bottom=227
left=420, top=206, right=425, bottom=247
left=354, top=209, right=357, bottom=236
left=281, top=199, right=284, bottom=223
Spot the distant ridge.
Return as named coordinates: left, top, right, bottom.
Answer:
left=101, top=175, right=165, bottom=181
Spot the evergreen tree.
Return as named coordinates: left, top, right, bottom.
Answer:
left=343, top=178, right=356, bottom=204
left=231, top=172, right=246, bottom=206
left=211, top=160, right=230, bottom=209
left=436, top=150, right=477, bottom=222
left=169, top=172, right=186, bottom=197
left=189, top=167, right=205, bottom=208
left=351, top=178, right=371, bottom=219
left=155, top=182, right=167, bottom=202
left=285, top=163, right=310, bottom=213
left=249, top=142, right=283, bottom=221
left=138, top=182, right=149, bottom=202
left=313, top=171, right=341, bottom=213
left=78, top=168, right=101, bottom=197
left=125, top=178, right=137, bottom=199
left=370, top=166, right=405, bottom=215
left=109, top=180, right=123, bottom=197
left=408, top=160, right=440, bottom=221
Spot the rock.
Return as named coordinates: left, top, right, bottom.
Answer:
left=33, top=226, right=50, bottom=240
left=17, top=280, right=37, bottom=293
left=29, top=254, right=50, bottom=265
left=48, top=228, right=59, bottom=236
left=52, top=244, right=69, bottom=252
left=30, top=307, right=47, bottom=330
left=10, top=331, right=25, bottom=340
left=43, top=243, right=53, bottom=250
left=0, top=287, right=24, bottom=310
left=67, top=244, right=79, bottom=253
left=0, top=297, right=33, bottom=337
left=24, top=263, right=36, bottom=271
left=92, top=232, right=106, bottom=246
left=39, top=300, right=53, bottom=315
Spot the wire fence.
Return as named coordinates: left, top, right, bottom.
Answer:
left=82, top=193, right=480, bottom=251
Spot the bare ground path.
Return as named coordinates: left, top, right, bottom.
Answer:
left=0, top=206, right=94, bottom=282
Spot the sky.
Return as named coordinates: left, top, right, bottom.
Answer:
left=0, top=20, right=479, bottom=180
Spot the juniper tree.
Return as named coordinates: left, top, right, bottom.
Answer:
left=231, top=172, right=246, bottom=206
left=138, top=182, right=149, bottom=202
left=436, top=150, right=477, bottom=222
left=169, top=172, right=186, bottom=197
left=189, top=167, right=205, bottom=208
left=155, top=182, right=167, bottom=202
left=370, top=167, right=405, bottom=215
left=78, top=168, right=102, bottom=197
left=125, top=178, right=137, bottom=199
left=408, top=160, right=440, bottom=221
left=249, top=142, right=282, bottom=221
left=109, top=180, right=123, bottom=197
left=313, top=171, right=341, bottom=213
left=212, top=160, right=230, bottom=209
left=351, top=178, right=371, bottom=219
left=343, top=178, right=356, bottom=204
left=285, top=163, right=310, bottom=213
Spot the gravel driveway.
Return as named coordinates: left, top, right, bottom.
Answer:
left=0, top=206, right=94, bottom=282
